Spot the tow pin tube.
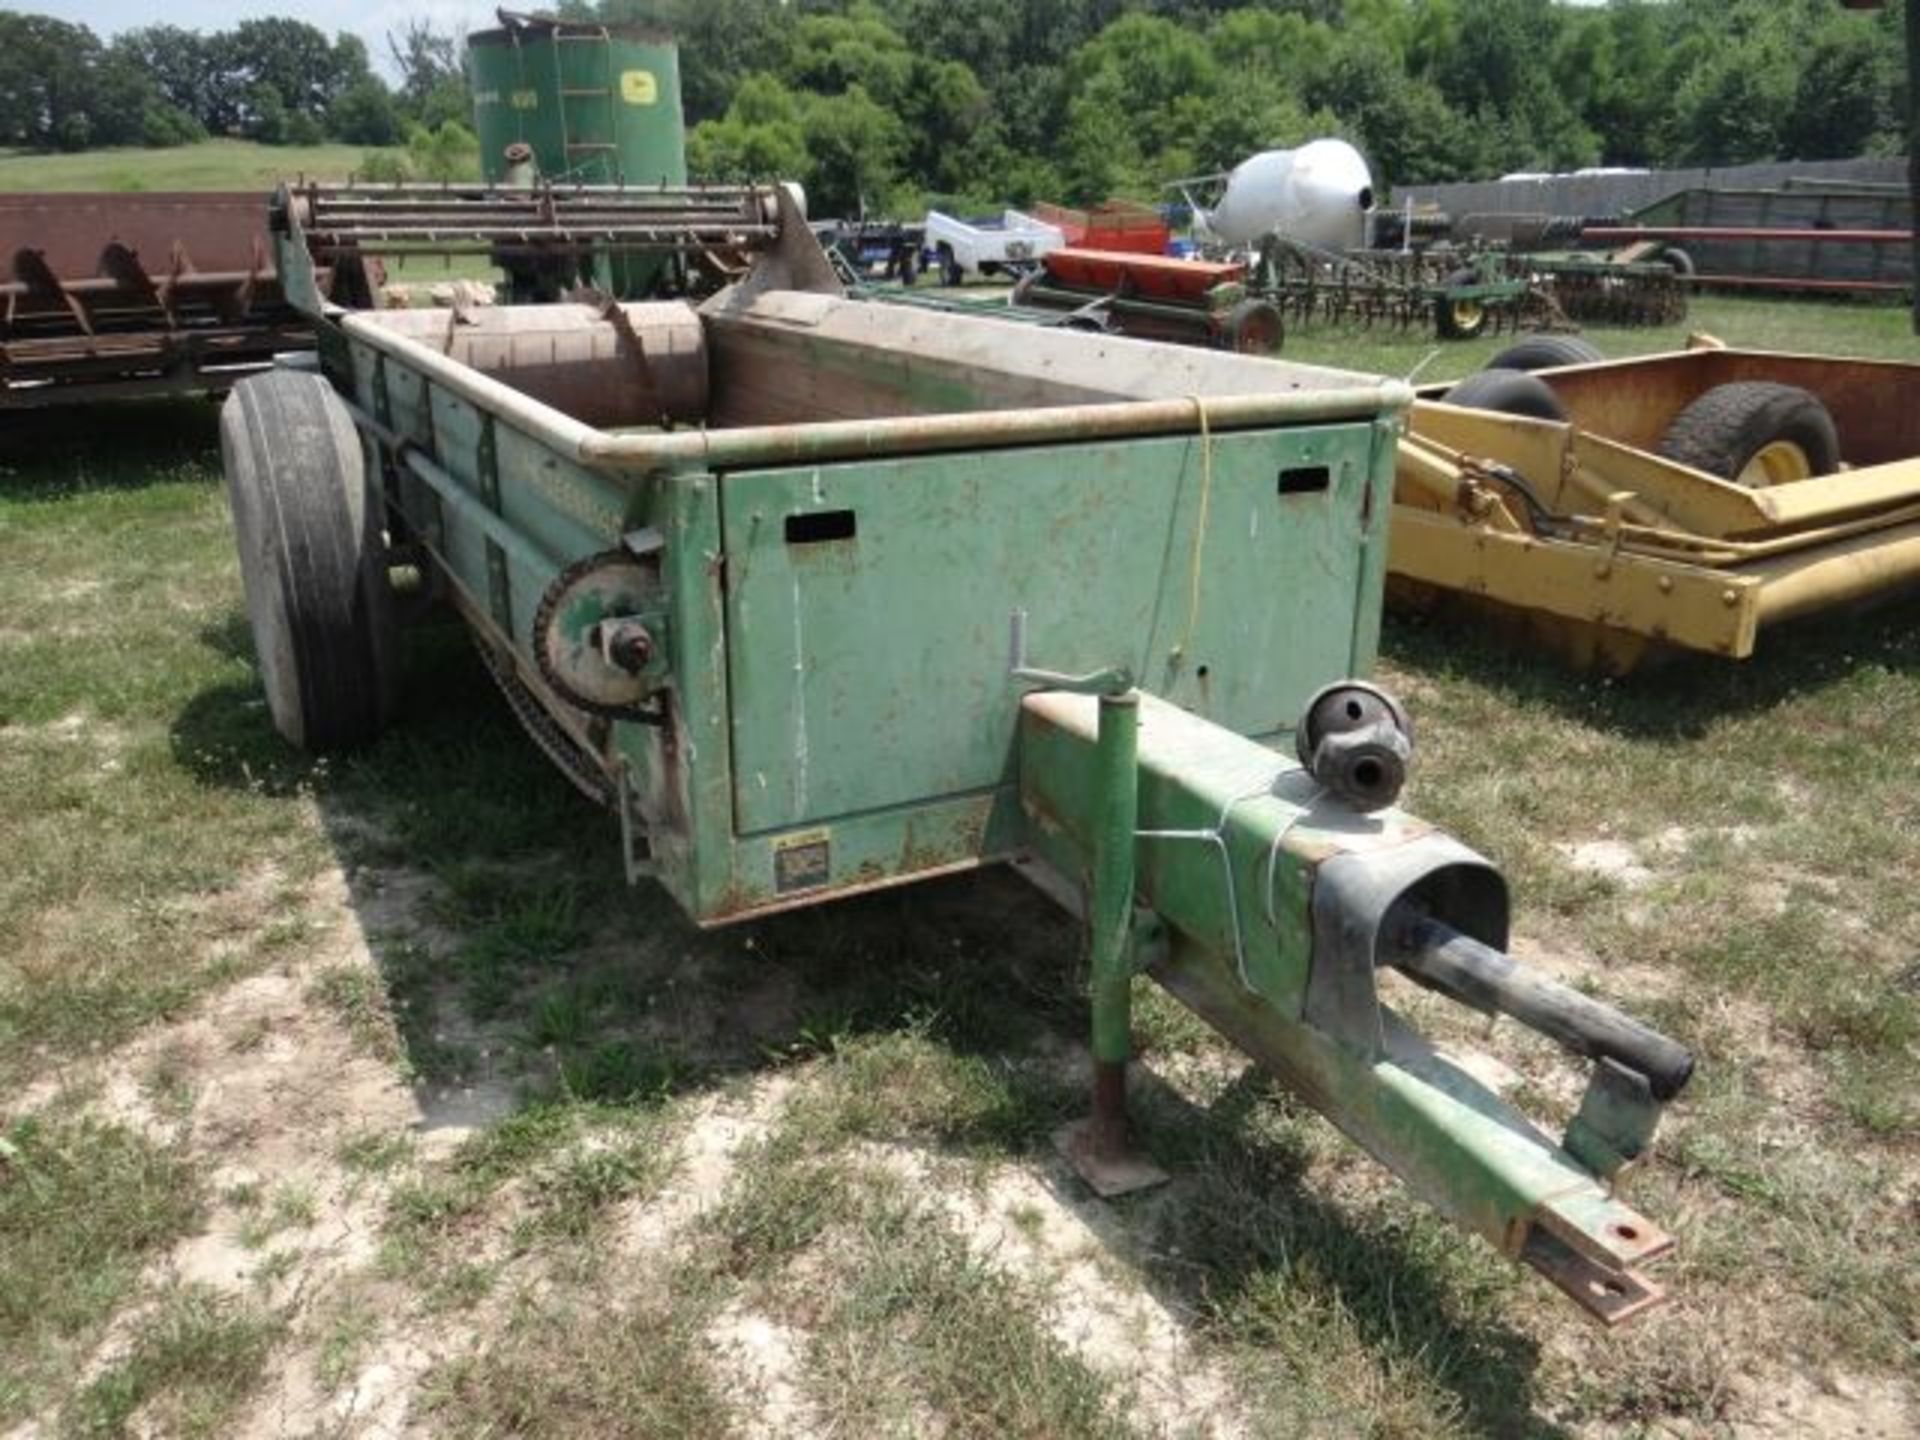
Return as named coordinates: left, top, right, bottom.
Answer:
left=1383, top=910, right=1696, bottom=1103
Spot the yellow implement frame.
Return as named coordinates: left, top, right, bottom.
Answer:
left=1390, top=345, right=1920, bottom=670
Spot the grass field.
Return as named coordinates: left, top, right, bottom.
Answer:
left=1, top=295, right=1916, bottom=1436
left=0, top=140, right=403, bottom=194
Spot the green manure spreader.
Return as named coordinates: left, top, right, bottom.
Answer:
left=224, top=177, right=1693, bottom=1325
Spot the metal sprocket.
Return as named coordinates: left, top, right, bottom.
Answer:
left=531, top=549, right=664, bottom=720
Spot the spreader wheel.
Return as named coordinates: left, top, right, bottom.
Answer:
left=221, top=367, right=397, bottom=753
left=1657, top=382, right=1839, bottom=488
left=1222, top=298, right=1284, bottom=354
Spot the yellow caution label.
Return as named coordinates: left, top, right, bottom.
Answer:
left=620, top=69, right=658, bottom=105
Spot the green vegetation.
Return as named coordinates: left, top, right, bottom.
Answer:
left=0, top=10, right=476, bottom=181
left=1280, top=292, right=1920, bottom=377
left=0, top=408, right=330, bottom=1091
left=0, top=12, right=462, bottom=152
left=0, top=1116, right=204, bottom=1422
left=631, top=0, right=1910, bottom=213
left=0, top=138, right=387, bottom=192
left=62, top=1286, right=279, bottom=1440
left=421, top=1283, right=738, bottom=1439
left=2, top=2, right=1907, bottom=210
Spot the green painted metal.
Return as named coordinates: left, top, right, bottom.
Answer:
left=1088, top=694, right=1141, bottom=1067
left=283, top=262, right=1695, bottom=1315
left=467, top=18, right=686, bottom=188
left=467, top=15, right=688, bottom=299
left=1017, top=689, right=1676, bottom=1316
left=716, top=424, right=1387, bottom=841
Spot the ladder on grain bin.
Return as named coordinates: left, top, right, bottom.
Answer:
left=548, top=26, right=622, bottom=183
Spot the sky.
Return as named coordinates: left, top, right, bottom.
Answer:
left=30, top=0, right=506, bottom=80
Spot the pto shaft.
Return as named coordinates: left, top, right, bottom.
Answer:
left=1386, top=915, right=1695, bottom=1101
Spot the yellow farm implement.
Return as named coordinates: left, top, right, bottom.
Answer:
left=1392, top=341, right=1920, bottom=670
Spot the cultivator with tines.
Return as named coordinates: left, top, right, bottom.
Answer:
left=1533, top=255, right=1689, bottom=327
left=0, top=193, right=317, bottom=408
left=1248, top=236, right=1553, bottom=340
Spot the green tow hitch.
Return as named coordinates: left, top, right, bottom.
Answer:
left=1014, top=676, right=1694, bottom=1325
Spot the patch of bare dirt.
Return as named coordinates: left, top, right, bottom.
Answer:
left=1556, top=838, right=1656, bottom=889
left=18, top=859, right=504, bottom=1437
left=943, top=1163, right=1245, bottom=1438
left=708, top=1302, right=813, bottom=1440
left=1726, top=1368, right=1914, bottom=1438
left=615, top=1076, right=794, bottom=1261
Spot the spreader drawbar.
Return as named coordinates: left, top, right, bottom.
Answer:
left=1016, top=685, right=1692, bottom=1325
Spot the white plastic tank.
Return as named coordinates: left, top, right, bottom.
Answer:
left=1196, top=139, right=1376, bottom=252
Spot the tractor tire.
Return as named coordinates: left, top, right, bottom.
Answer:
left=1486, top=335, right=1604, bottom=372
left=220, top=367, right=397, bottom=753
left=1440, top=368, right=1568, bottom=422
left=937, top=243, right=963, bottom=288
left=1656, top=381, right=1839, bottom=487
left=1434, top=268, right=1489, bottom=340
left=1222, top=298, right=1284, bottom=355
left=1661, top=246, right=1696, bottom=281
left=898, top=250, right=919, bottom=286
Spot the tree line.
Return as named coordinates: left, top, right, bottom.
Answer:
left=602, top=0, right=1911, bottom=216
left=0, top=12, right=468, bottom=154
left=0, top=2, right=1908, bottom=215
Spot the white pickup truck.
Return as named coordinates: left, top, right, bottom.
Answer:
left=922, top=209, right=1066, bottom=285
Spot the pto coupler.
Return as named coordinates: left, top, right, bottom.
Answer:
left=1014, top=674, right=1695, bottom=1324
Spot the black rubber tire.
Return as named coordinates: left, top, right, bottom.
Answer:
left=898, top=250, right=919, bottom=286
left=1440, top=368, right=1568, bottom=421
left=937, top=243, right=962, bottom=288
left=1222, top=298, right=1284, bottom=354
left=220, top=368, right=397, bottom=753
left=1656, top=381, right=1839, bottom=486
left=1661, top=246, right=1696, bottom=280
left=1434, top=267, right=1489, bottom=340
left=1486, top=335, right=1604, bottom=372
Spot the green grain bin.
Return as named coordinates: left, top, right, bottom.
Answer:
left=468, top=12, right=686, bottom=187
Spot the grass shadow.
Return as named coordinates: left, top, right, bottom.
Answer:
left=1384, top=585, right=1920, bottom=741
left=0, top=397, right=223, bottom=501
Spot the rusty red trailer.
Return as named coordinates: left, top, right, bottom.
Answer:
left=0, top=192, right=319, bottom=408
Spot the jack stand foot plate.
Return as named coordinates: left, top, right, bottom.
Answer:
left=1053, top=1120, right=1170, bottom=1198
